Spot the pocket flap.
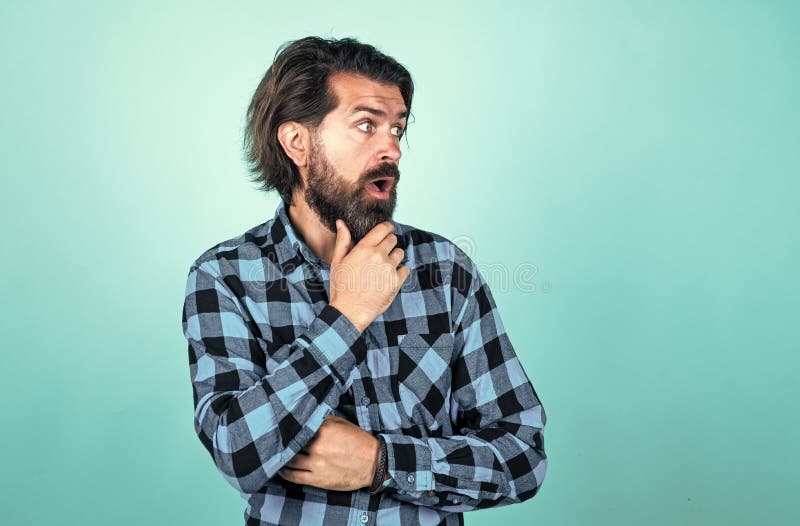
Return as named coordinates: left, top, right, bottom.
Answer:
left=399, top=332, right=454, bottom=350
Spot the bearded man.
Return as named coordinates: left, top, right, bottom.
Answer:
left=181, top=35, right=548, bottom=526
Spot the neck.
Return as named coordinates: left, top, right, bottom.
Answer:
left=286, top=191, right=337, bottom=265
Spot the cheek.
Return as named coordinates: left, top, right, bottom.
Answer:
left=321, top=128, right=370, bottom=181
left=332, top=150, right=368, bottom=184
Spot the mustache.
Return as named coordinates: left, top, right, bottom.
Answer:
left=361, top=163, right=400, bottom=185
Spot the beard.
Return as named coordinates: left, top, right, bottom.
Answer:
left=304, top=134, right=399, bottom=245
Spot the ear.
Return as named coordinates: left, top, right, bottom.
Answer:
left=277, top=121, right=311, bottom=169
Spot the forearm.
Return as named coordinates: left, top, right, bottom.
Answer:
left=377, top=423, right=545, bottom=510
left=189, top=303, right=367, bottom=494
left=375, top=390, right=547, bottom=511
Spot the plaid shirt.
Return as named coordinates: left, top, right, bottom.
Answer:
left=181, top=199, right=548, bottom=526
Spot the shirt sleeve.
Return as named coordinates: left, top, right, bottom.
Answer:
left=377, top=249, right=548, bottom=511
left=181, top=261, right=367, bottom=495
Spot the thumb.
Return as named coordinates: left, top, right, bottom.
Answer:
left=396, top=263, right=412, bottom=287
left=331, top=219, right=352, bottom=265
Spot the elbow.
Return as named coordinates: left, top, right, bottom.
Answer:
left=195, top=412, right=276, bottom=495
left=515, top=445, right=547, bottom=504
left=498, top=426, right=547, bottom=505
left=212, top=444, right=270, bottom=495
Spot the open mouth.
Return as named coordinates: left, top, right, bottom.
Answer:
left=365, top=177, right=395, bottom=199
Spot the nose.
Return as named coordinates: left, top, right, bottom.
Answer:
left=377, top=129, right=402, bottom=164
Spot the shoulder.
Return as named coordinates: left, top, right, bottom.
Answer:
left=185, top=218, right=275, bottom=281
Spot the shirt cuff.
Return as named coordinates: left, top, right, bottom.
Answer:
left=300, top=303, right=367, bottom=386
left=378, top=433, right=434, bottom=494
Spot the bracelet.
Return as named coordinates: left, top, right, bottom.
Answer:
left=368, top=435, right=388, bottom=494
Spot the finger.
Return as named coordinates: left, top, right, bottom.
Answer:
left=331, top=219, right=353, bottom=265
left=396, top=264, right=412, bottom=286
left=285, top=454, right=313, bottom=471
left=278, top=467, right=310, bottom=485
left=303, top=435, right=319, bottom=453
left=377, top=232, right=399, bottom=256
left=300, top=440, right=316, bottom=454
left=359, top=221, right=396, bottom=247
left=389, top=246, right=404, bottom=265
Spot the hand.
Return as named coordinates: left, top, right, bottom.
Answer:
left=277, top=415, right=380, bottom=491
left=328, top=220, right=411, bottom=332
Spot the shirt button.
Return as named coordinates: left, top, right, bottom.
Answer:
left=452, top=498, right=460, bottom=504
left=361, top=396, right=371, bottom=406
left=406, top=474, right=415, bottom=483
left=398, top=489, right=406, bottom=495
left=360, top=512, right=369, bottom=524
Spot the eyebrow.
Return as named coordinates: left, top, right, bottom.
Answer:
left=349, top=105, right=408, bottom=121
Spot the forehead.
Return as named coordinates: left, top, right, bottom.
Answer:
left=327, top=72, right=406, bottom=117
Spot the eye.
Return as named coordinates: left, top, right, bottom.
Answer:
left=391, top=125, right=405, bottom=138
left=356, top=121, right=373, bottom=133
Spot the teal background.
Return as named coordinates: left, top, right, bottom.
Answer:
left=2, top=1, right=798, bottom=524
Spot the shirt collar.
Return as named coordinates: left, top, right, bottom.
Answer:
left=269, top=198, right=409, bottom=271
left=270, top=198, right=324, bottom=269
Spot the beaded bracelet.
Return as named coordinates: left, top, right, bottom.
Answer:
left=368, top=435, right=388, bottom=494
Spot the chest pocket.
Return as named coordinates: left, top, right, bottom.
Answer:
left=393, top=332, right=456, bottom=434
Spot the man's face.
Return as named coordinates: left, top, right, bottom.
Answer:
left=303, top=73, right=407, bottom=244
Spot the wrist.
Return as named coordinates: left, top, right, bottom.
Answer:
left=329, top=301, right=369, bottom=333
left=364, top=436, right=380, bottom=488
left=368, top=435, right=388, bottom=494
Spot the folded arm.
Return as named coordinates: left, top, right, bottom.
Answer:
left=181, top=262, right=366, bottom=495
left=378, top=249, right=548, bottom=511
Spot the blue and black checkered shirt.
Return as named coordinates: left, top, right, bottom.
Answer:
left=181, top=199, right=547, bottom=525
